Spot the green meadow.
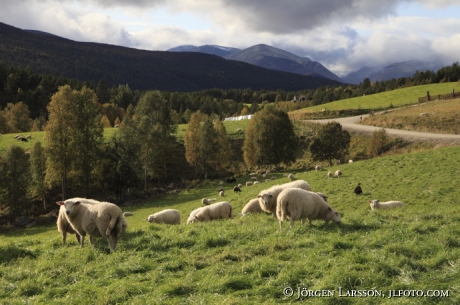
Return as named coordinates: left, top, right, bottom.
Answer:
left=1, top=145, right=459, bottom=304
left=299, top=82, right=460, bottom=113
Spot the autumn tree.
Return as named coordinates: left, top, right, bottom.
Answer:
left=243, top=106, right=298, bottom=169
left=310, top=122, right=351, bottom=166
left=0, top=146, right=30, bottom=217
left=30, top=142, right=48, bottom=211
left=3, top=102, right=32, bottom=132
left=184, top=112, right=203, bottom=172
left=45, top=85, right=75, bottom=200
left=213, top=120, right=232, bottom=171
left=368, top=128, right=388, bottom=157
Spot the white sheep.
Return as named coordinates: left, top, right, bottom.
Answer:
left=187, top=207, right=203, bottom=224
left=246, top=181, right=254, bottom=186
left=327, top=171, right=333, bottom=178
left=277, top=188, right=341, bottom=229
left=315, top=192, right=328, bottom=202
left=56, top=199, right=126, bottom=252
left=202, top=198, right=217, bottom=205
left=238, top=183, right=243, bottom=188
left=288, top=173, right=295, bottom=181
left=257, top=179, right=312, bottom=217
left=240, top=198, right=264, bottom=216
left=251, top=176, right=258, bottom=181
left=57, top=205, right=80, bottom=245
left=348, top=160, right=353, bottom=164
left=335, top=170, right=342, bottom=178
left=219, top=190, right=225, bottom=197
left=191, top=201, right=233, bottom=222
left=368, top=199, right=404, bottom=210
left=146, top=209, right=181, bottom=224
left=315, top=165, right=322, bottom=171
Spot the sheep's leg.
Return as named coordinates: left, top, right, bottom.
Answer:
left=278, top=220, right=283, bottom=231
left=290, top=219, right=295, bottom=228
left=106, top=216, right=117, bottom=237
left=62, top=232, right=67, bottom=245
left=79, top=235, right=85, bottom=248
left=89, top=235, right=95, bottom=245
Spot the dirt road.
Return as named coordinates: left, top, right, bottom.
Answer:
left=307, top=114, right=460, bottom=143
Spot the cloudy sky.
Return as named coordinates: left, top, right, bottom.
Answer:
left=1, top=0, right=460, bottom=76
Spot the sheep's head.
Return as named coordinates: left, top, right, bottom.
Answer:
left=146, top=215, right=156, bottom=222
left=326, top=207, right=341, bottom=224
left=368, top=199, right=379, bottom=209
left=56, top=200, right=81, bottom=216
left=257, top=192, right=273, bottom=206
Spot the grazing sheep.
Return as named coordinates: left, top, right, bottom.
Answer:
left=56, top=199, right=125, bottom=252
left=237, top=184, right=243, bottom=188
left=277, top=188, right=341, bottom=229
left=57, top=205, right=81, bottom=245
left=123, top=212, right=134, bottom=217
left=265, top=179, right=271, bottom=182
left=348, top=160, right=353, bottom=164
left=368, top=199, right=404, bottom=210
left=335, top=170, right=342, bottom=178
left=218, top=187, right=224, bottom=192
left=354, top=183, right=363, bottom=195
left=257, top=179, right=312, bottom=217
left=251, top=176, right=258, bottom=181
left=219, top=190, right=225, bottom=197
left=21, top=137, right=28, bottom=142
left=191, top=201, right=233, bottom=222
left=146, top=209, right=181, bottom=224
left=246, top=181, right=254, bottom=186
left=288, top=173, right=295, bottom=181
left=202, top=198, right=217, bottom=205
left=240, top=198, right=264, bottom=216
left=249, top=173, right=256, bottom=176
left=233, top=186, right=241, bottom=193
left=187, top=207, right=203, bottom=224
left=327, top=171, right=334, bottom=178
left=315, top=165, right=322, bottom=171
left=25, top=135, right=32, bottom=139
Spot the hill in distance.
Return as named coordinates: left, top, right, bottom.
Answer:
left=0, top=22, right=340, bottom=92
left=168, top=44, right=342, bottom=82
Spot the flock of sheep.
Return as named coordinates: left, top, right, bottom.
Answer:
left=56, top=165, right=404, bottom=252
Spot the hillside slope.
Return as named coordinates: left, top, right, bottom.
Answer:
left=0, top=23, right=340, bottom=92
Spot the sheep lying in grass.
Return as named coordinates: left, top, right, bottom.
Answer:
left=191, top=201, right=233, bottom=223
left=240, top=198, right=264, bottom=216
left=56, top=199, right=126, bottom=252
left=202, top=198, right=217, bottom=205
left=257, top=179, right=312, bottom=217
left=368, top=199, right=404, bottom=210
left=146, top=209, right=181, bottom=224
left=187, top=207, right=203, bottom=224
left=277, top=188, right=341, bottom=229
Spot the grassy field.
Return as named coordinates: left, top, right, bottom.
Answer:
left=296, top=82, right=460, bottom=113
left=1, top=145, right=459, bottom=304
left=361, top=98, right=460, bottom=134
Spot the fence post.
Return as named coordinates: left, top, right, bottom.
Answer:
left=427, top=91, right=430, bottom=102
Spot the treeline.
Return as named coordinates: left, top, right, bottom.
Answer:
left=1, top=62, right=460, bottom=133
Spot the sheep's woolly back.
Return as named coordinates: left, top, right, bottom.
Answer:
left=194, top=201, right=233, bottom=222
left=277, top=188, right=341, bottom=229
left=147, top=209, right=181, bottom=224
left=240, top=198, right=264, bottom=216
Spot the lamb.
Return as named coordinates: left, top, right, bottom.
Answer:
left=315, top=165, right=322, bottom=171
left=335, top=170, right=342, bottom=178
left=277, top=188, right=341, bottom=229
left=202, top=198, right=217, bottom=205
left=240, top=198, right=264, bottom=216
left=191, top=201, right=233, bottom=222
left=146, top=209, right=181, bottom=224
left=233, top=186, right=241, bottom=193
left=368, top=199, right=404, bottom=210
left=288, top=173, right=295, bottom=181
left=56, top=199, right=125, bottom=252
left=219, top=190, right=225, bottom=197
left=257, top=179, right=312, bottom=217
left=327, top=171, right=333, bottom=178
left=187, top=207, right=203, bottom=224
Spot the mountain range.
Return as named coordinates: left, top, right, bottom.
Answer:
left=0, top=22, right=341, bottom=92
left=168, top=44, right=446, bottom=84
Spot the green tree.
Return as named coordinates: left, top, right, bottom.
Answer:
left=4, top=102, right=32, bottom=132
left=30, top=142, right=48, bottom=211
left=199, top=119, right=220, bottom=178
left=310, top=122, right=351, bottom=166
left=0, top=146, right=30, bottom=217
left=70, top=87, right=104, bottom=198
left=101, top=115, right=112, bottom=128
left=213, top=120, right=232, bottom=171
left=368, top=128, right=388, bottom=157
left=243, top=106, right=298, bottom=168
